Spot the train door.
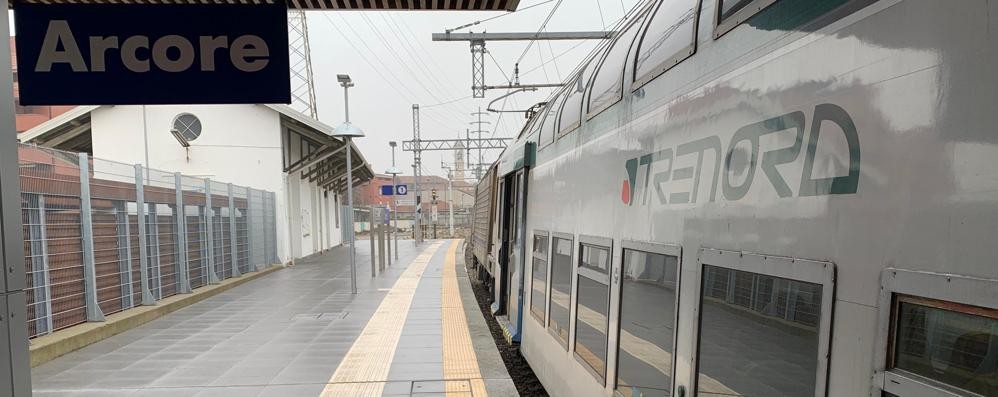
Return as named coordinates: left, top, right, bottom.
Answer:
left=496, top=168, right=528, bottom=342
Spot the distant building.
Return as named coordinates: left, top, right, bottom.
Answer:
left=355, top=174, right=476, bottom=215
left=18, top=104, right=374, bottom=263
left=10, top=37, right=75, bottom=133
left=454, top=139, right=466, bottom=183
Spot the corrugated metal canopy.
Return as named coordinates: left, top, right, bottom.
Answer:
left=10, top=0, right=520, bottom=10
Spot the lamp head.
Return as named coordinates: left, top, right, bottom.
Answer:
left=336, top=74, right=352, bottom=84
left=385, top=166, right=402, bottom=175
left=389, top=141, right=397, bottom=148
left=332, top=122, right=365, bottom=138
left=170, top=129, right=191, bottom=148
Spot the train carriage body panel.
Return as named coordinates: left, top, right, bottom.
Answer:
left=478, top=0, right=998, bottom=396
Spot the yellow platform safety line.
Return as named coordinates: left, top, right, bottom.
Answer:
left=441, top=240, right=489, bottom=397
left=320, top=242, right=444, bottom=397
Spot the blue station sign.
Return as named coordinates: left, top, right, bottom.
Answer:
left=380, top=185, right=408, bottom=196
left=13, top=3, right=291, bottom=105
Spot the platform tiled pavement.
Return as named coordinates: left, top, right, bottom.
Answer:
left=30, top=239, right=516, bottom=397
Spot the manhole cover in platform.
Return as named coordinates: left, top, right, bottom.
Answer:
left=289, top=312, right=347, bottom=321
left=412, top=380, right=471, bottom=393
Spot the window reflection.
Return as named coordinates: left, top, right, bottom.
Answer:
left=530, top=233, right=549, bottom=323
left=580, top=243, right=610, bottom=274
left=559, top=60, right=597, bottom=135
left=589, top=16, right=644, bottom=114
left=541, top=91, right=566, bottom=146
left=892, top=299, right=998, bottom=396
left=719, top=0, right=754, bottom=21
left=549, top=236, right=574, bottom=347
left=634, top=0, right=698, bottom=82
left=616, top=249, right=679, bottom=397
left=575, top=275, right=609, bottom=381
left=696, top=265, right=821, bottom=396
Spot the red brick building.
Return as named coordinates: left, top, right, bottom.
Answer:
left=11, top=37, right=75, bottom=133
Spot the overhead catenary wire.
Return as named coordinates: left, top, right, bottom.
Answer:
left=595, top=0, right=607, bottom=30
left=446, top=0, right=557, bottom=33
left=386, top=14, right=466, bottom=99
left=514, top=0, right=566, bottom=67
left=380, top=13, right=465, bottom=100
left=546, top=40, right=563, bottom=81
left=520, top=40, right=592, bottom=77
left=317, top=13, right=466, bottom=131
left=355, top=13, right=471, bottom=125
left=422, top=95, right=474, bottom=108
left=526, top=0, right=648, bottom=88
left=356, top=13, right=463, bottom=117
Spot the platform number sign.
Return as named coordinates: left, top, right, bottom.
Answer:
left=380, top=185, right=408, bottom=196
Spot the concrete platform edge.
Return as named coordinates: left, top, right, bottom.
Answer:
left=456, top=243, right=518, bottom=396
left=28, top=264, right=285, bottom=367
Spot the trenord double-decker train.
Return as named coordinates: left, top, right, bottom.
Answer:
left=466, top=0, right=998, bottom=396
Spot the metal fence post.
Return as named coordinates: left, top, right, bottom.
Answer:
left=27, top=194, right=53, bottom=334
left=269, top=191, right=277, bottom=264
left=174, top=173, right=192, bottom=293
left=228, top=183, right=240, bottom=277
left=377, top=211, right=385, bottom=272
left=204, top=179, right=220, bottom=284
left=78, top=153, right=106, bottom=321
left=251, top=187, right=259, bottom=272
left=134, top=164, right=155, bottom=305
left=148, top=204, right=162, bottom=299
left=245, top=187, right=255, bottom=273
left=370, top=207, right=376, bottom=277
left=259, top=190, right=268, bottom=267
left=113, top=200, right=133, bottom=309
left=386, top=209, right=391, bottom=267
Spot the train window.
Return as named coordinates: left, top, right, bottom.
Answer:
left=615, top=242, right=681, bottom=397
left=548, top=233, right=574, bottom=349
left=574, top=236, right=613, bottom=384
left=878, top=270, right=998, bottom=396
left=696, top=249, right=834, bottom=397
left=540, top=89, right=568, bottom=148
left=558, top=60, right=598, bottom=138
left=886, top=296, right=998, bottom=396
left=587, top=13, right=646, bottom=119
left=714, top=0, right=779, bottom=39
left=530, top=231, right=550, bottom=325
left=633, top=0, right=699, bottom=89
left=518, top=110, right=543, bottom=140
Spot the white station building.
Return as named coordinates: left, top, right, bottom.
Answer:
left=17, top=103, right=374, bottom=264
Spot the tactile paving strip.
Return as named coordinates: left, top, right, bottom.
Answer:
left=320, top=242, right=444, bottom=396
left=441, top=241, right=489, bottom=397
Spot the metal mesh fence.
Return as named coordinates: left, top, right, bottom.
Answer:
left=210, top=181, right=231, bottom=280
left=88, top=157, right=139, bottom=317
left=145, top=168, right=181, bottom=300
left=248, top=188, right=266, bottom=271
left=233, top=185, right=249, bottom=275
left=17, top=144, right=278, bottom=339
left=19, top=146, right=86, bottom=338
left=180, top=175, right=208, bottom=290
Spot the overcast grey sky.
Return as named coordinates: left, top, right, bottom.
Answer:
left=7, top=0, right=643, bottom=180
left=307, top=0, right=642, bottom=180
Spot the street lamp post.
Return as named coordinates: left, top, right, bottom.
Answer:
left=333, top=74, right=363, bottom=295
left=387, top=142, right=401, bottom=261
